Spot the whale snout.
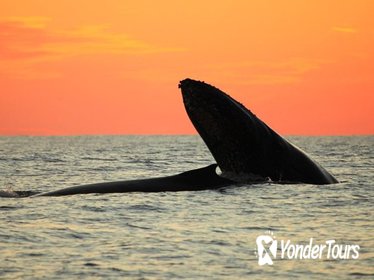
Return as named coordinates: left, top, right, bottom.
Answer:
left=179, top=78, right=232, bottom=111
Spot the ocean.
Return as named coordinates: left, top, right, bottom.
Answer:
left=0, top=135, right=373, bottom=279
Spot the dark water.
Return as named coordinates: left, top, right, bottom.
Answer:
left=0, top=136, right=373, bottom=279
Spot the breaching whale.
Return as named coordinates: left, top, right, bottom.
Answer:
left=4, top=78, right=337, bottom=197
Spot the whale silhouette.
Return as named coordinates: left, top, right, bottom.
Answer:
left=4, top=78, right=337, bottom=197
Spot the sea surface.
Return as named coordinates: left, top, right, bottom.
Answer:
left=0, top=135, right=373, bottom=279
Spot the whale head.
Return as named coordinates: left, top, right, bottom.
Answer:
left=179, top=78, right=273, bottom=181
left=179, top=78, right=338, bottom=184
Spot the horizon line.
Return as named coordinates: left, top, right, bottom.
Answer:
left=0, top=133, right=373, bottom=137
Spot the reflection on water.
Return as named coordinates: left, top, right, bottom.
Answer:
left=0, top=136, right=373, bottom=279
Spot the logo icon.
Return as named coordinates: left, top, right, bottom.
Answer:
left=256, top=232, right=277, bottom=265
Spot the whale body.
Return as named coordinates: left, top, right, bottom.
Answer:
left=3, top=78, right=337, bottom=197
left=32, top=164, right=232, bottom=197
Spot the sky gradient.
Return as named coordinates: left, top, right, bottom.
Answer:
left=1, top=0, right=373, bottom=135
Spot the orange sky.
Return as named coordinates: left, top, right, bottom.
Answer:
left=0, top=0, right=373, bottom=135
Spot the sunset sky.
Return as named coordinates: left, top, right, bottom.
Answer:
left=0, top=0, right=373, bottom=135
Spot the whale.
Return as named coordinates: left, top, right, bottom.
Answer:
left=2, top=78, right=337, bottom=197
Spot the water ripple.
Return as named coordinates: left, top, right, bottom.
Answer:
left=0, top=135, right=372, bottom=279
